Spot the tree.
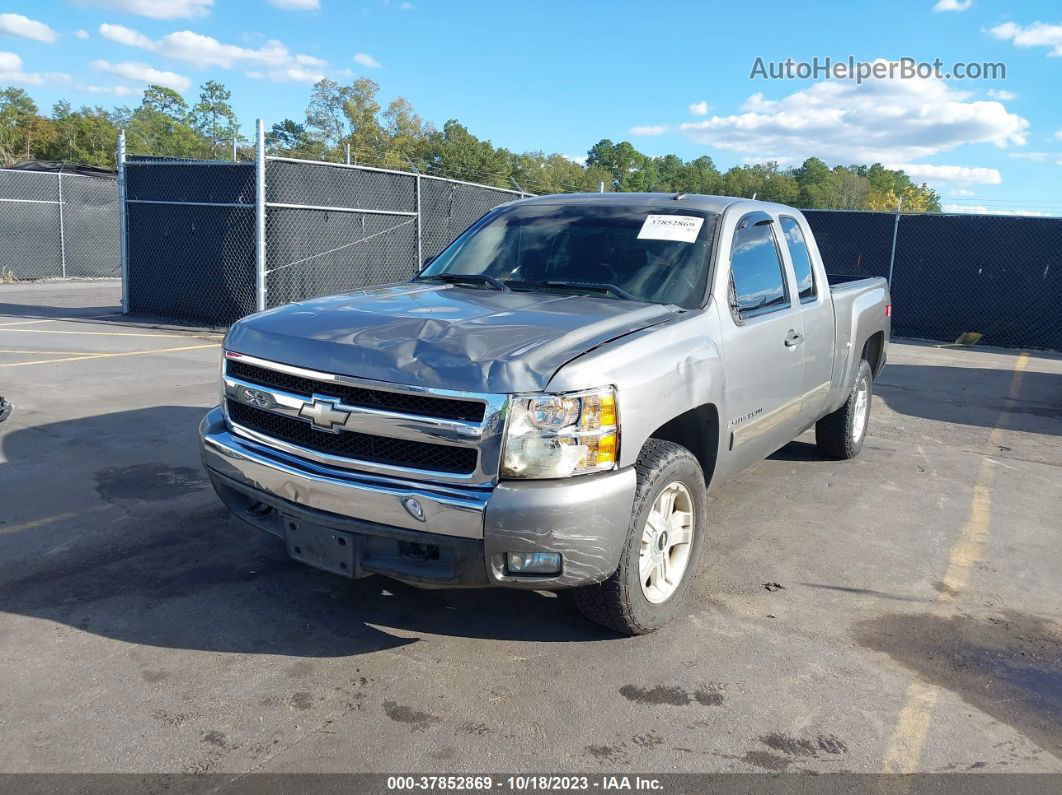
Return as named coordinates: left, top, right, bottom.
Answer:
left=126, top=85, right=205, bottom=158
left=586, top=139, right=645, bottom=189
left=792, top=157, right=833, bottom=207
left=192, top=80, right=239, bottom=157
left=305, top=78, right=349, bottom=155
left=0, top=87, right=54, bottom=164
left=42, top=101, right=119, bottom=167
left=141, top=86, right=190, bottom=123
left=381, top=96, right=430, bottom=169
left=342, top=77, right=385, bottom=164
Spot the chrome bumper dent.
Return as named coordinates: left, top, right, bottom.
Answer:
left=200, top=407, right=487, bottom=539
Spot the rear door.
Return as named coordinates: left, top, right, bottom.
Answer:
left=718, top=211, right=806, bottom=469
left=778, top=214, right=835, bottom=423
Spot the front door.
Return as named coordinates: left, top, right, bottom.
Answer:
left=719, top=213, right=806, bottom=471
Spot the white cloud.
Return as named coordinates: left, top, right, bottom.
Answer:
left=80, top=83, right=139, bottom=96
left=0, top=51, right=68, bottom=84
left=353, top=52, right=382, bottom=68
left=941, top=204, right=1049, bottom=216
left=0, top=13, right=58, bottom=43
left=99, top=23, right=154, bottom=49
left=629, top=124, right=667, bottom=136
left=948, top=188, right=976, bottom=196
left=741, top=155, right=797, bottom=167
left=933, top=0, right=972, bottom=12
left=986, top=88, right=1017, bottom=100
left=75, top=29, right=90, bottom=39
left=79, top=0, right=213, bottom=19
left=988, top=21, right=1062, bottom=57
left=1056, top=130, right=1062, bottom=141
left=400, top=2, right=414, bottom=9
left=564, top=154, right=588, bottom=166
left=247, top=65, right=325, bottom=82
left=887, top=163, right=1002, bottom=184
left=688, top=100, right=709, bottom=116
left=91, top=59, right=190, bottom=91
left=671, top=59, right=1028, bottom=163
left=267, top=0, right=320, bottom=9
left=98, top=22, right=326, bottom=78
left=1007, top=151, right=1060, bottom=163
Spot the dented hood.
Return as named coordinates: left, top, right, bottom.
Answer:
left=224, top=282, right=676, bottom=393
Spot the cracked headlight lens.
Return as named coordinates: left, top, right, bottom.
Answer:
left=501, top=387, right=619, bottom=479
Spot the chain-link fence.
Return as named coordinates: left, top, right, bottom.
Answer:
left=123, top=121, right=526, bottom=325
left=0, top=167, right=120, bottom=280
left=804, top=209, right=1062, bottom=350
left=124, top=156, right=257, bottom=324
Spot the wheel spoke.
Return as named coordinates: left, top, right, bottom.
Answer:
left=639, top=552, right=654, bottom=583
left=670, top=523, right=693, bottom=546
left=659, top=553, right=672, bottom=586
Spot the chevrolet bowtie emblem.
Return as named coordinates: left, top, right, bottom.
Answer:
left=298, top=397, right=350, bottom=431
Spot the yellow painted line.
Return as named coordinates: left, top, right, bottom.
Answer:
left=0, top=343, right=220, bottom=368
left=880, top=352, right=1030, bottom=775
left=0, top=327, right=220, bottom=339
left=0, top=506, right=115, bottom=536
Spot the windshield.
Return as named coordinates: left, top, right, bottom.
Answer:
left=418, top=203, right=719, bottom=308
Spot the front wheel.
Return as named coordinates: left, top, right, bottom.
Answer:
left=815, top=358, right=873, bottom=459
left=572, top=439, right=707, bottom=635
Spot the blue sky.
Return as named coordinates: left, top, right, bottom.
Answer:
left=1, top=0, right=1060, bottom=215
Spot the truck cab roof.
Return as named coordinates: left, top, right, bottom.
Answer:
left=510, top=192, right=801, bottom=218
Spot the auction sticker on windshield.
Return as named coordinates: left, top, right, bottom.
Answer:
left=637, top=214, right=704, bottom=243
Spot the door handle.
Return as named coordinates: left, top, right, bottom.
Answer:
left=784, top=330, right=803, bottom=347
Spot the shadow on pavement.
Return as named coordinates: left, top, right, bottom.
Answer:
left=877, top=363, right=1061, bottom=435
left=0, top=406, right=615, bottom=658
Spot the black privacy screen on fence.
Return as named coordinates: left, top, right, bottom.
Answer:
left=123, top=155, right=523, bottom=325
left=805, top=210, right=1062, bottom=350
left=0, top=166, right=119, bottom=279
left=125, top=159, right=257, bottom=324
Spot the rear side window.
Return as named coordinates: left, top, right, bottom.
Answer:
left=780, top=216, right=816, bottom=302
left=729, top=219, right=789, bottom=318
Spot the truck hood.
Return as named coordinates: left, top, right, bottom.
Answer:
left=224, top=282, right=678, bottom=393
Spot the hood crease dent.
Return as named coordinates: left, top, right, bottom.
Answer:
left=225, top=283, right=677, bottom=394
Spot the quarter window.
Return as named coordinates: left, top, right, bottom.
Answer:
left=780, top=216, right=816, bottom=302
left=729, top=219, right=789, bottom=318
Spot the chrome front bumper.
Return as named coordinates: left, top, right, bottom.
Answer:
left=199, top=406, right=637, bottom=588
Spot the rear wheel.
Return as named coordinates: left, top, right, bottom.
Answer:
left=572, top=439, right=707, bottom=635
left=815, top=359, right=873, bottom=459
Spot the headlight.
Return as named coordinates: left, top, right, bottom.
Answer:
left=501, top=386, right=619, bottom=479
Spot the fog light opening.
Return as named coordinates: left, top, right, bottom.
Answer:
left=506, top=552, right=562, bottom=576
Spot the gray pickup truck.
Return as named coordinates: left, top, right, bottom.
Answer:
left=200, top=193, right=890, bottom=634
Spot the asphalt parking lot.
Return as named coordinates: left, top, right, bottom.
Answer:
left=1, top=280, right=1060, bottom=777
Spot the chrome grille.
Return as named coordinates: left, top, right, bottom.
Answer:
left=222, top=353, right=507, bottom=484
left=227, top=358, right=486, bottom=422
left=227, top=399, right=478, bottom=474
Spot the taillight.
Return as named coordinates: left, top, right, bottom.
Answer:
left=885, top=304, right=891, bottom=317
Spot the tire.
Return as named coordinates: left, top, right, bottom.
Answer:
left=815, top=358, right=873, bottom=460
left=572, top=439, right=707, bottom=635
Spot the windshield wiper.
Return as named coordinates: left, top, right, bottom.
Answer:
left=507, top=280, right=637, bottom=302
left=431, top=273, right=511, bottom=292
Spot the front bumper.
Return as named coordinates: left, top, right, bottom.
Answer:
left=199, top=407, right=636, bottom=589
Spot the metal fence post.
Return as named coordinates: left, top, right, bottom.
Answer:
left=255, top=118, right=267, bottom=312
left=56, top=165, right=66, bottom=278
left=117, top=129, right=128, bottom=313
left=887, top=195, right=903, bottom=286
left=415, top=172, right=423, bottom=268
